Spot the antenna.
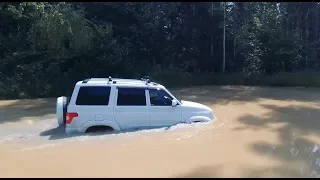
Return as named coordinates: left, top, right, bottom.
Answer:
left=141, top=75, right=153, bottom=85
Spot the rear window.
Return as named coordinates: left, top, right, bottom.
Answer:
left=76, top=86, right=111, bottom=106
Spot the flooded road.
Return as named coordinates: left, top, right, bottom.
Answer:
left=1, top=86, right=320, bottom=178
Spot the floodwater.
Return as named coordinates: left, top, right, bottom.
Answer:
left=0, top=86, right=320, bottom=178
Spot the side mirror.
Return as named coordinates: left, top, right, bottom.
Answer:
left=172, top=99, right=178, bottom=107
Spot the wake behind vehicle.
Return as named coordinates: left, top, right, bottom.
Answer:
left=56, top=77, right=215, bottom=134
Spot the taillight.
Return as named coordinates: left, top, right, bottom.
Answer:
left=66, top=112, right=78, bottom=124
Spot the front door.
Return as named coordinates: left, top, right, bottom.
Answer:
left=148, top=88, right=182, bottom=127
left=113, top=87, right=149, bottom=130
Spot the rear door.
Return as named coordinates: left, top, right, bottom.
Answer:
left=113, top=87, right=150, bottom=130
left=69, top=86, right=112, bottom=127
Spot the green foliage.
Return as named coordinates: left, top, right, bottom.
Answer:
left=28, top=3, right=93, bottom=55
left=0, top=2, right=320, bottom=99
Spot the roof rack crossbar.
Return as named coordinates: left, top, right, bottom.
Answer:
left=141, top=76, right=153, bottom=84
left=82, top=77, right=158, bottom=85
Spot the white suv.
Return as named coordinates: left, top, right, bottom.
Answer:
left=56, top=77, right=215, bottom=134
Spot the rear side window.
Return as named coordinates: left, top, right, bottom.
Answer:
left=76, top=86, right=111, bottom=105
left=117, top=88, right=146, bottom=106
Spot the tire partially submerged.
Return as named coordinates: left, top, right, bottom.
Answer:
left=56, top=96, right=68, bottom=125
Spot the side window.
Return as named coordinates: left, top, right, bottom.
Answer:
left=76, top=86, right=111, bottom=105
left=149, top=88, right=173, bottom=106
left=117, top=88, right=146, bottom=106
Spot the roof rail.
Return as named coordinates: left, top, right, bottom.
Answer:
left=82, top=78, right=90, bottom=83
left=82, top=77, right=158, bottom=85
left=141, top=76, right=151, bottom=81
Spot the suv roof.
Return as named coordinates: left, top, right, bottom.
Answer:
left=75, top=77, right=164, bottom=88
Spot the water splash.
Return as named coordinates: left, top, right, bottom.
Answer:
left=311, top=170, right=318, bottom=178
left=1, top=118, right=215, bottom=151
left=14, top=143, right=59, bottom=152
left=290, top=147, right=299, bottom=156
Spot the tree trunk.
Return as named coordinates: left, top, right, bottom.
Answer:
left=222, top=2, right=226, bottom=72
left=308, top=2, right=317, bottom=68
left=238, top=2, right=245, bottom=26
left=314, top=3, right=318, bottom=67
left=300, top=3, right=308, bottom=69
left=210, top=2, right=213, bottom=61
left=233, top=35, right=236, bottom=67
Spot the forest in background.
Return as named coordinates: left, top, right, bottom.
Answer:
left=1, top=2, right=320, bottom=99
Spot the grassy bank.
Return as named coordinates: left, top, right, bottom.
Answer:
left=155, top=70, right=320, bottom=88
left=1, top=70, right=320, bottom=100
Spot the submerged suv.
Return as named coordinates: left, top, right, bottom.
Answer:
left=56, top=77, right=215, bottom=134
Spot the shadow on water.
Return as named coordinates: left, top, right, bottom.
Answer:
left=234, top=104, right=320, bottom=177
left=176, top=165, right=223, bottom=178
left=173, top=86, right=320, bottom=178
left=175, top=164, right=305, bottom=178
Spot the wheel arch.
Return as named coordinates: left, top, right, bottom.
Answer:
left=185, top=116, right=212, bottom=123
left=81, top=120, right=121, bottom=133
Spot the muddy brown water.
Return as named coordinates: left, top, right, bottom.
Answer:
left=0, top=86, right=320, bottom=178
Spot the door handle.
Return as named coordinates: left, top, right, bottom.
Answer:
left=116, top=108, right=124, bottom=112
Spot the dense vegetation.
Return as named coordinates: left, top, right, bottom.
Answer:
left=1, top=2, right=320, bottom=99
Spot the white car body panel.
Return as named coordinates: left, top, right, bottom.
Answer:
left=147, top=89, right=183, bottom=127
left=113, top=88, right=150, bottom=129
left=181, top=100, right=215, bottom=122
left=59, top=78, right=215, bottom=134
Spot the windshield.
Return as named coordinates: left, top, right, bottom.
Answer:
left=163, top=88, right=181, bottom=104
